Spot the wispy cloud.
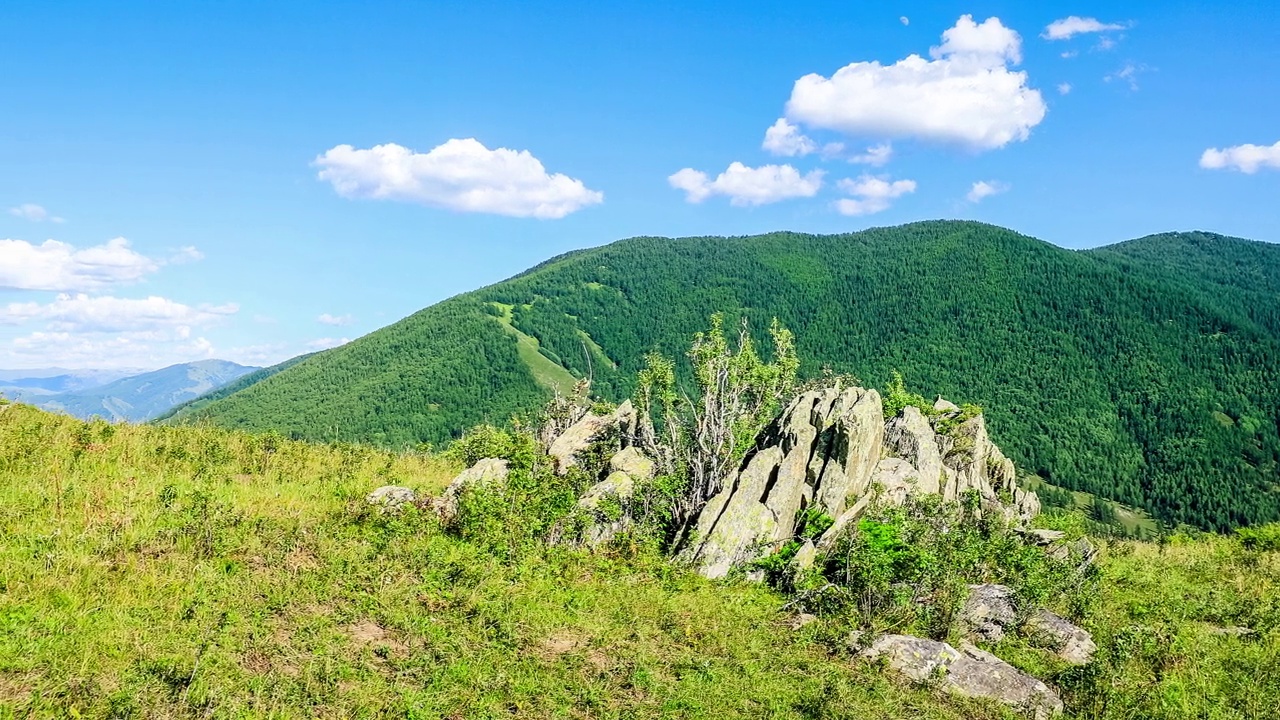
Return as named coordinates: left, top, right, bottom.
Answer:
left=8, top=204, right=64, bottom=223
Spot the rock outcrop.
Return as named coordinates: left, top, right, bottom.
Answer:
left=679, top=386, right=883, bottom=578
left=365, top=485, right=417, bottom=511
left=1026, top=609, right=1098, bottom=665
left=548, top=400, right=636, bottom=475
left=677, top=385, right=1042, bottom=578
left=572, top=447, right=656, bottom=548
left=960, top=583, right=1019, bottom=644
left=431, top=458, right=509, bottom=523
left=860, top=634, right=1064, bottom=719
left=958, top=583, right=1097, bottom=666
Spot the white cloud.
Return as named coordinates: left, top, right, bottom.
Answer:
left=762, top=119, right=818, bottom=157
left=1105, top=63, right=1146, bottom=90
left=0, top=237, right=166, bottom=292
left=318, top=313, right=353, bottom=326
left=2, top=330, right=220, bottom=370
left=307, top=337, right=351, bottom=350
left=849, top=143, right=894, bottom=166
left=782, top=15, right=1046, bottom=152
left=1061, top=50, right=1079, bottom=59
left=8, top=204, right=64, bottom=223
left=314, top=139, right=603, bottom=219
left=169, top=246, right=204, bottom=264
left=1043, top=16, right=1128, bottom=40
left=1095, top=37, right=1117, bottom=51
left=1058, top=83, right=1073, bottom=95
left=1200, top=141, right=1280, bottom=174
left=0, top=293, right=237, bottom=333
left=669, top=162, right=824, bottom=206
left=833, top=175, right=916, bottom=216
left=966, top=180, right=1010, bottom=203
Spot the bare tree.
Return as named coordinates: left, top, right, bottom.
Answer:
left=635, top=314, right=798, bottom=532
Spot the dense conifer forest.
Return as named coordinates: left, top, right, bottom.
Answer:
left=167, top=221, right=1280, bottom=532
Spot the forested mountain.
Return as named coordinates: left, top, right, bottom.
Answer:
left=169, top=221, right=1280, bottom=531
left=155, top=353, right=315, bottom=424
left=1087, top=231, right=1280, bottom=336
left=33, top=360, right=258, bottom=422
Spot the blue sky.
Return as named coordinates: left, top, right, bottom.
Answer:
left=1, top=0, right=1277, bottom=369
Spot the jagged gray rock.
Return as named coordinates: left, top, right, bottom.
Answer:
left=960, top=583, right=1019, bottom=643
left=365, top=485, right=416, bottom=511
left=548, top=400, right=635, bottom=475
left=1019, top=528, right=1068, bottom=546
left=679, top=386, right=883, bottom=578
left=574, top=470, right=638, bottom=548
left=884, top=406, right=944, bottom=495
left=676, top=386, right=1043, bottom=578
left=609, top=446, right=655, bottom=480
left=433, top=458, right=509, bottom=522
left=1026, top=609, right=1097, bottom=665
left=861, top=634, right=1064, bottom=719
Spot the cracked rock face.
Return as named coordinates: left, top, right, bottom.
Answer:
left=677, top=384, right=1042, bottom=578
left=861, top=634, right=1065, bottom=719
left=677, top=386, right=883, bottom=579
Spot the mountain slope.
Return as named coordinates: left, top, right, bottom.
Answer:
left=154, top=353, right=315, bottom=424
left=1087, top=231, right=1280, bottom=335
left=174, top=221, right=1280, bottom=530
left=37, top=360, right=259, bottom=422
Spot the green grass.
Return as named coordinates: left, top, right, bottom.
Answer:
left=2, top=402, right=1278, bottom=718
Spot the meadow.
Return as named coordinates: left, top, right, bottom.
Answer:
left=2, top=399, right=1278, bottom=719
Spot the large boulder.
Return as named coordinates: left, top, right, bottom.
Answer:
left=960, top=583, right=1019, bottom=644
left=548, top=401, right=636, bottom=475
left=861, top=634, right=1064, bottom=719
left=609, top=446, right=655, bottom=480
left=1026, top=609, right=1097, bottom=665
left=883, top=406, right=944, bottom=495
left=365, top=485, right=417, bottom=512
left=432, top=458, right=509, bottom=523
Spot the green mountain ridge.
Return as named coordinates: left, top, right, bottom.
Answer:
left=35, top=360, right=259, bottom=422
left=168, top=220, right=1280, bottom=530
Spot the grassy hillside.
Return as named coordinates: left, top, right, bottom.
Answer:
left=170, top=221, right=1280, bottom=531
left=3, top=401, right=1279, bottom=718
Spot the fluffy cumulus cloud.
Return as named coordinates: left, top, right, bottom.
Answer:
left=781, top=15, right=1046, bottom=152
left=0, top=237, right=166, bottom=292
left=8, top=203, right=64, bottom=223
left=0, top=293, right=238, bottom=369
left=966, top=180, right=1010, bottom=203
left=314, top=139, right=603, bottom=219
left=1058, top=82, right=1073, bottom=95
left=762, top=119, right=818, bottom=157
left=1042, top=16, right=1128, bottom=40
left=318, top=313, right=353, bottom=326
left=669, top=163, right=824, bottom=206
left=833, top=175, right=916, bottom=216
left=1200, top=141, right=1280, bottom=174
left=849, top=143, right=894, bottom=166
left=0, top=294, right=238, bottom=332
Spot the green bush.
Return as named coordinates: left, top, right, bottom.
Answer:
left=1237, top=523, right=1280, bottom=552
